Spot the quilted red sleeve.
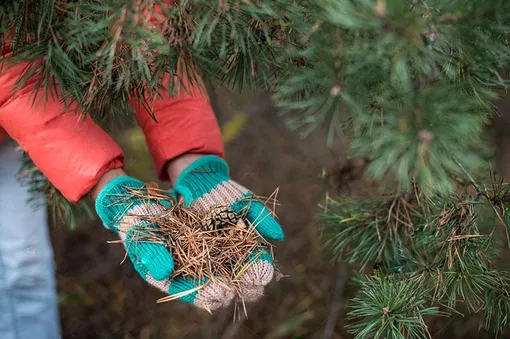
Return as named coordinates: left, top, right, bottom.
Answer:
left=133, top=77, right=224, bottom=181
left=0, top=61, right=124, bottom=202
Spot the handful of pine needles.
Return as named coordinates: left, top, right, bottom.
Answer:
left=119, top=184, right=276, bottom=304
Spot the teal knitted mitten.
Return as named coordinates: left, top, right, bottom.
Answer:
left=95, top=176, right=174, bottom=281
left=95, top=176, right=235, bottom=312
left=173, top=155, right=285, bottom=304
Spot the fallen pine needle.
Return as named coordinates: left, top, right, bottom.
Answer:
left=109, top=185, right=279, bottom=313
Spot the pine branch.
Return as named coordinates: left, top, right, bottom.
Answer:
left=275, top=0, right=508, bottom=196
left=324, top=174, right=510, bottom=335
left=1, top=0, right=300, bottom=122
left=347, top=274, right=446, bottom=339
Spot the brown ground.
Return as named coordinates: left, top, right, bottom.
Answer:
left=49, top=90, right=510, bottom=338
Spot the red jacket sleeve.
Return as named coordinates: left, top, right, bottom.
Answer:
left=133, top=77, right=224, bottom=181
left=0, top=61, right=124, bottom=202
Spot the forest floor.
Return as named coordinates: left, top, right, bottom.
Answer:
left=50, top=90, right=510, bottom=339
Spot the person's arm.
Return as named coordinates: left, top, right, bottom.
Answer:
left=0, top=61, right=126, bottom=202
left=134, top=79, right=283, bottom=305
left=132, top=76, right=224, bottom=183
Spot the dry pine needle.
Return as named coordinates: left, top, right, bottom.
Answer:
left=114, top=185, right=278, bottom=305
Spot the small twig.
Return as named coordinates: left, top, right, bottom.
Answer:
left=452, top=155, right=487, bottom=198
left=446, top=234, right=482, bottom=241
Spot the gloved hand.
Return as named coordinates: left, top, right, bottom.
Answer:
left=95, top=176, right=236, bottom=312
left=172, top=155, right=285, bottom=304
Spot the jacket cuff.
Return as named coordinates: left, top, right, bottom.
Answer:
left=76, top=156, right=125, bottom=203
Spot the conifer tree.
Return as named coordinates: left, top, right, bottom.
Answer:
left=2, top=0, right=510, bottom=336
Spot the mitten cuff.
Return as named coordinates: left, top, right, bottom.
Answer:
left=174, top=156, right=230, bottom=201
left=95, top=176, right=145, bottom=230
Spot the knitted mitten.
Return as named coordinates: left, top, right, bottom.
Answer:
left=95, top=176, right=235, bottom=312
left=236, top=248, right=276, bottom=302
left=173, top=155, right=285, bottom=304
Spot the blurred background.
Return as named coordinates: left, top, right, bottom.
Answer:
left=49, top=89, right=510, bottom=339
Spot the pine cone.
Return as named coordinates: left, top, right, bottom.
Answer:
left=200, top=206, right=239, bottom=231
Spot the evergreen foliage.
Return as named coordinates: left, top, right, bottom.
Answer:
left=16, top=152, right=95, bottom=228
left=2, top=0, right=510, bottom=336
